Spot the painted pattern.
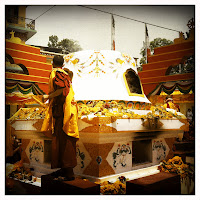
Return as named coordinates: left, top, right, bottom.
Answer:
left=26, top=140, right=44, bottom=163
left=107, top=142, right=132, bottom=174
left=74, top=142, right=92, bottom=175
left=152, top=139, right=169, bottom=164
left=112, top=144, right=132, bottom=168
left=64, top=51, right=136, bottom=77
left=76, top=147, right=85, bottom=169
left=96, top=156, right=102, bottom=165
left=77, top=100, right=151, bottom=110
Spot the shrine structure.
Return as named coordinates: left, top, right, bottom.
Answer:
left=138, top=18, right=195, bottom=116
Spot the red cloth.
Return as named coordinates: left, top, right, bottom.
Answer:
left=166, top=102, right=170, bottom=109
left=53, top=71, right=71, bottom=97
left=166, top=102, right=180, bottom=112
left=52, top=117, right=77, bottom=169
left=51, top=70, right=77, bottom=169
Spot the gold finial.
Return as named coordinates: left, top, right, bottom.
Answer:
left=10, top=30, right=15, bottom=37
left=8, top=30, right=22, bottom=44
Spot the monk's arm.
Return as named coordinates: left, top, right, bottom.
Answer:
left=43, top=88, right=64, bottom=101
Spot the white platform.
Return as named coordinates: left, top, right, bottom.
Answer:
left=75, top=165, right=160, bottom=183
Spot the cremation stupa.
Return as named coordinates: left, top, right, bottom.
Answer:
left=63, top=50, right=150, bottom=103
left=8, top=50, right=188, bottom=183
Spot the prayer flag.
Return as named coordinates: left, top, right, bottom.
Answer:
left=111, top=14, right=115, bottom=50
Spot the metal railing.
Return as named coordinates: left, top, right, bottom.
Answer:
left=40, top=50, right=65, bottom=56
left=6, top=15, right=35, bottom=30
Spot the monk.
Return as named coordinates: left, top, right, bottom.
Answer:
left=163, top=97, right=180, bottom=112
left=42, top=55, right=79, bottom=180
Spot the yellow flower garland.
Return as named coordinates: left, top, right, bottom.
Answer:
left=158, top=156, right=194, bottom=180
left=100, top=179, right=126, bottom=195
left=77, top=102, right=185, bottom=121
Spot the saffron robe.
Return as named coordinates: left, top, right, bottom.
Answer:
left=41, top=68, right=79, bottom=168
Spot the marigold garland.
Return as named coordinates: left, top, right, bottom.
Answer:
left=77, top=101, right=186, bottom=121
left=10, top=107, right=46, bottom=120
left=158, top=156, right=194, bottom=181
left=100, top=176, right=127, bottom=195
left=10, top=101, right=186, bottom=124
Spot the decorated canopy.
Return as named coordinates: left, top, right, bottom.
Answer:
left=63, top=50, right=150, bottom=103
left=148, top=80, right=194, bottom=105
left=6, top=80, right=45, bottom=105
left=148, top=80, right=194, bottom=96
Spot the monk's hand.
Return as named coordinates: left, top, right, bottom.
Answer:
left=42, top=95, right=49, bottom=102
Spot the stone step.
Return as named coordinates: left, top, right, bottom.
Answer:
left=173, top=141, right=194, bottom=151
left=174, top=141, right=194, bottom=145
left=41, top=175, right=100, bottom=195
left=23, top=163, right=60, bottom=177
left=173, top=150, right=195, bottom=155
left=33, top=171, right=46, bottom=178
left=185, top=156, right=194, bottom=165
left=173, top=150, right=194, bottom=162
left=23, top=162, right=51, bottom=169
left=126, top=172, right=181, bottom=195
